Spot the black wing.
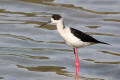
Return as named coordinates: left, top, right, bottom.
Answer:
left=70, top=27, right=107, bottom=44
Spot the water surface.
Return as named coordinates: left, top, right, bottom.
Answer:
left=0, top=0, right=120, bottom=80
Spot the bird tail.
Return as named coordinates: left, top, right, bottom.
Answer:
left=99, top=41, right=110, bottom=45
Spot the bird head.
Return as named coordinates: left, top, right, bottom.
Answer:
left=51, top=14, right=62, bottom=23
left=40, top=14, right=62, bottom=27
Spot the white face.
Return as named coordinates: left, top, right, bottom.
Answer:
left=51, top=18, right=60, bottom=24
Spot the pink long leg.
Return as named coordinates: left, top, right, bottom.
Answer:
left=73, top=48, right=79, bottom=80
left=75, top=48, right=79, bottom=73
left=73, top=48, right=79, bottom=72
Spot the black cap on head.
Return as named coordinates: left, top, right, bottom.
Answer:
left=52, top=14, right=61, bottom=20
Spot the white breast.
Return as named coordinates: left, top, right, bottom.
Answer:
left=58, top=27, right=92, bottom=48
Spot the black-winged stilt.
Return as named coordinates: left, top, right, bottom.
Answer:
left=40, top=14, right=109, bottom=73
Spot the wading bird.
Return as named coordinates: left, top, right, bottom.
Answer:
left=40, top=14, right=109, bottom=74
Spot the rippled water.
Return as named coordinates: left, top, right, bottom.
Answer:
left=0, top=0, right=120, bottom=80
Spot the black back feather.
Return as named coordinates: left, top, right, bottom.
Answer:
left=70, top=27, right=109, bottom=44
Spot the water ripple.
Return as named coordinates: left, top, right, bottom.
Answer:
left=87, top=32, right=120, bottom=37
left=83, top=59, right=120, bottom=64
left=20, top=0, right=120, bottom=15
left=0, top=34, right=44, bottom=43
left=99, top=50, right=120, bottom=56
left=17, top=65, right=71, bottom=77
left=0, top=9, right=36, bottom=17
left=0, top=53, right=49, bottom=60
left=104, top=19, right=120, bottom=22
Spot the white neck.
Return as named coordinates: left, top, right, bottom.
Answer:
left=56, top=19, right=65, bottom=32
left=55, top=19, right=67, bottom=40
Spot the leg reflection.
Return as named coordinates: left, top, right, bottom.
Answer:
left=75, top=70, right=79, bottom=80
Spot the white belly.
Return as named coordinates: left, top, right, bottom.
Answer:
left=58, top=28, right=92, bottom=48
left=64, top=35, right=92, bottom=48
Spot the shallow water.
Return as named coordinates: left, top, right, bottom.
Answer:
left=0, top=0, right=120, bottom=80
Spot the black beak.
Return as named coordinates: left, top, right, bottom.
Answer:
left=40, top=21, right=51, bottom=27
